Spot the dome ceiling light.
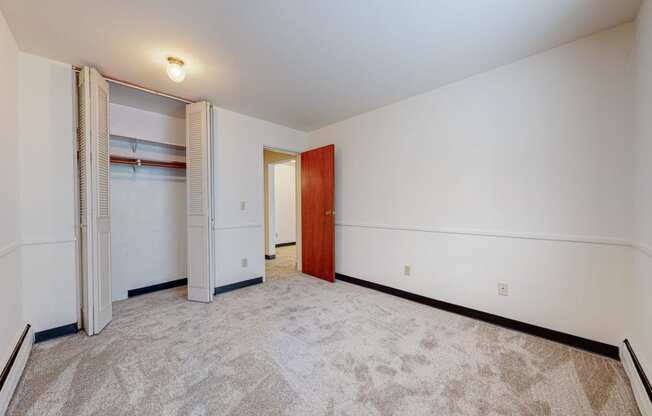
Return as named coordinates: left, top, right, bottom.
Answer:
left=166, top=56, right=186, bottom=83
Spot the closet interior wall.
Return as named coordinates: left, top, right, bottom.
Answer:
left=109, top=83, right=187, bottom=301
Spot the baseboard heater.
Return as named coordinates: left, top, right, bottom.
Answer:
left=336, top=273, right=620, bottom=360
left=214, top=277, right=263, bottom=295
left=0, top=324, right=33, bottom=414
left=621, top=339, right=652, bottom=416
left=127, top=278, right=188, bottom=297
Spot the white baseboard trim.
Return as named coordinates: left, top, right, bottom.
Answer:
left=621, top=340, right=652, bottom=416
left=0, top=325, right=33, bottom=415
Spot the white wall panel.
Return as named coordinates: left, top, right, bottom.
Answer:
left=110, top=103, right=185, bottom=146
left=17, top=52, right=77, bottom=332
left=309, top=24, right=635, bottom=345
left=212, top=108, right=307, bottom=286
left=0, top=9, right=22, bottom=368
left=630, top=0, right=652, bottom=382
left=20, top=243, right=77, bottom=332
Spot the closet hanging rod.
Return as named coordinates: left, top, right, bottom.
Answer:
left=110, top=155, right=187, bottom=170
left=72, top=66, right=195, bottom=104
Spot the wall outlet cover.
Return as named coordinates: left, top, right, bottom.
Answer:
left=498, top=282, right=509, bottom=296
left=241, top=258, right=248, bottom=268
left=404, top=265, right=411, bottom=276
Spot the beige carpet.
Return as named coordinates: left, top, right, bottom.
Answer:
left=8, top=267, right=640, bottom=415
left=266, top=245, right=297, bottom=280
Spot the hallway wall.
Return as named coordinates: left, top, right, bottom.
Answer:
left=274, top=163, right=297, bottom=245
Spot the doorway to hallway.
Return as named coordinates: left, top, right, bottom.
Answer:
left=263, top=148, right=299, bottom=280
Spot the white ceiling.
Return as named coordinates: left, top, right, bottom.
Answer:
left=0, top=0, right=641, bottom=131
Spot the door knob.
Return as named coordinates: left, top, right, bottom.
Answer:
left=325, top=210, right=331, bottom=215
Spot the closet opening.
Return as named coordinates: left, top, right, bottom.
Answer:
left=108, top=82, right=188, bottom=303
left=263, top=148, right=300, bottom=280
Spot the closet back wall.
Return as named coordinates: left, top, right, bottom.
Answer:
left=109, top=103, right=187, bottom=301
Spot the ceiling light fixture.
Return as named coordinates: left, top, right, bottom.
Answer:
left=166, top=56, right=186, bottom=83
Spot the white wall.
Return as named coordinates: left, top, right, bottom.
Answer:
left=631, top=0, right=652, bottom=379
left=266, top=164, right=276, bottom=257
left=213, top=108, right=307, bottom=286
left=309, top=24, right=635, bottom=345
left=18, top=53, right=77, bottom=333
left=274, top=163, right=296, bottom=244
left=110, top=103, right=185, bottom=146
left=0, top=9, right=24, bottom=371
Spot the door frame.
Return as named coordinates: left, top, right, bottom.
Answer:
left=261, top=145, right=302, bottom=279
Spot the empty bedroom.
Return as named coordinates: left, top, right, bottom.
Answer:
left=0, top=1, right=651, bottom=415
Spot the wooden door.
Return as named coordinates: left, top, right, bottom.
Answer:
left=301, top=145, right=335, bottom=282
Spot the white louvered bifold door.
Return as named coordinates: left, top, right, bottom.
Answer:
left=90, top=68, right=113, bottom=332
left=78, top=67, right=93, bottom=335
left=186, top=101, right=214, bottom=303
left=78, top=67, right=112, bottom=335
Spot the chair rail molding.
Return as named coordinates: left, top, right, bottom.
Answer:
left=0, top=241, right=20, bottom=259
left=633, top=242, right=652, bottom=258
left=213, top=223, right=262, bottom=230
left=335, top=222, right=632, bottom=248
left=0, top=238, right=77, bottom=259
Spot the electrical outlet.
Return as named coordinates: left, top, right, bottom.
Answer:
left=241, top=258, right=248, bottom=268
left=404, top=265, right=411, bottom=276
left=498, top=282, right=509, bottom=296
left=240, top=201, right=246, bottom=211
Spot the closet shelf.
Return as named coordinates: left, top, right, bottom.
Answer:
left=110, top=155, right=186, bottom=169
left=110, top=134, right=186, bottom=150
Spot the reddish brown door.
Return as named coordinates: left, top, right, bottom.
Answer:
left=301, top=144, right=335, bottom=282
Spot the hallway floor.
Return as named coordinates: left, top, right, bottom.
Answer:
left=265, top=244, right=297, bottom=280
left=8, top=272, right=640, bottom=415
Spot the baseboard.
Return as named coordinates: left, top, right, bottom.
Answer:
left=621, top=340, right=652, bottom=416
left=214, top=277, right=263, bottom=295
left=34, top=323, right=78, bottom=343
left=336, top=273, right=620, bottom=360
left=275, top=242, right=296, bottom=247
left=265, top=255, right=276, bottom=260
left=0, top=325, right=33, bottom=415
left=127, top=278, right=188, bottom=297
